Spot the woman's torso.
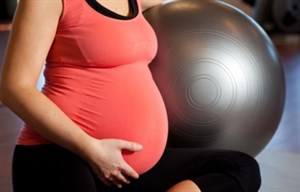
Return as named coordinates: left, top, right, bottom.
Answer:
left=17, top=0, right=168, bottom=174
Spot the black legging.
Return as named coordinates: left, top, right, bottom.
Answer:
left=12, top=145, right=261, bottom=192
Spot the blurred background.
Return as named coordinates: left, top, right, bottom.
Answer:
left=224, top=1, right=300, bottom=191
left=0, top=0, right=299, bottom=191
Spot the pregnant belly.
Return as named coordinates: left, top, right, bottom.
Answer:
left=43, top=65, right=168, bottom=174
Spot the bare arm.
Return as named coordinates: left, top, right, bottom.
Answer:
left=1, top=0, right=91, bottom=157
left=141, top=0, right=164, bottom=10
left=0, top=0, right=141, bottom=187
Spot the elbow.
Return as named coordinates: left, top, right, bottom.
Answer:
left=0, top=79, right=14, bottom=106
left=0, top=69, right=41, bottom=105
left=0, top=88, right=2, bottom=103
left=0, top=80, right=6, bottom=104
left=0, top=79, right=33, bottom=106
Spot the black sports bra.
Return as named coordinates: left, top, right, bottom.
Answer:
left=85, top=0, right=139, bottom=20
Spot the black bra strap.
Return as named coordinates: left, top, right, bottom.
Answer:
left=85, top=0, right=138, bottom=20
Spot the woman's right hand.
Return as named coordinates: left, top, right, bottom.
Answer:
left=81, top=138, right=143, bottom=188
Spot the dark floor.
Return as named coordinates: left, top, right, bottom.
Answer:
left=256, top=35, right=300, bottom=192
left=265, top=43, right=300, bottom=153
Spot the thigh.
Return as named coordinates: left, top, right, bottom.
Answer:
left=12, top=145, right=99, bottom=192
left=122, top=148, right=260, bottom=192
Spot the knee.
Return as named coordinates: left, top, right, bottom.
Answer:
left=230, top=151, right=261, bottom=192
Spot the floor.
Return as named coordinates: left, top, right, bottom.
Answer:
left=256, top=37, right=300, bottom=192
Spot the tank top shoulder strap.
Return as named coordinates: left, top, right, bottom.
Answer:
left=58, top=0, right=84, bottom=28
left=135, top=0, right=142, bottom=12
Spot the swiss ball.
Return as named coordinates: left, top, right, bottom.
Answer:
left=144, top=0, right=285, bottom=156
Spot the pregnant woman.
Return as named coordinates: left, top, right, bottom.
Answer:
left=0, top=0, right=261, bottom=191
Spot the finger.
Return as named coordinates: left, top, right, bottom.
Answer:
left=100, top=176, right=112, bottom=187
left=107, top=175, right=123, bottom=188
left=109, top=170, right=130, bottom=184
left=95, top=172, right=112, bottom=187
left=119, top=140, right=143, bottom=152
left=120, top=162, right=139, bottom=179
left=114, top=171, right=131, bottom=184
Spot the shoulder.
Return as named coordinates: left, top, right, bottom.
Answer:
left=17, top=0, right=62, bottom=20
left=140, top=0, right=164, bottom=11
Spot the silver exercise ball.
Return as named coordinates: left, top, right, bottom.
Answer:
left=144, top=0, right=285, bottom=156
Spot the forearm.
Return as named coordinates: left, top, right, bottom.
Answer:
left=1, top=86, right=92, bottom=157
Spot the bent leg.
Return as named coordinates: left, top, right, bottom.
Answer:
left=189, top=150, right=261, bottom=192
left=167, top=180, right=201, bottom=192
left=12, top=145, right=99, bottom=192
left=124, top=148, right=261, bottom=192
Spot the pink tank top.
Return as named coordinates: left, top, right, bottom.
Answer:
left=17, top=0, right=168, bottom=174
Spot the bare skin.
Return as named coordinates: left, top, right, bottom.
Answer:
left=0, top=0, right=200, bottom=191
left=141, top=0, right=165, bottom=10
left=167, top=180, right=202, bottom=192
